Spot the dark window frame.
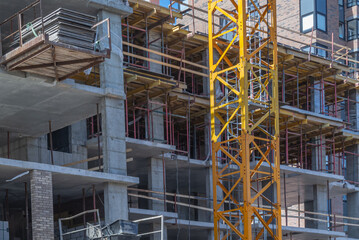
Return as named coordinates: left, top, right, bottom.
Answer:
left=347, top=0, right=358, bottom=7
left=347, top=19, right=359, bottom=40
left=339, top=0, right=345, bottom=39
left=301, top=42, right=328, bottom=58
left=47, top=126, right=72, bottom=153
left=300, top=0, right=327, bottom=33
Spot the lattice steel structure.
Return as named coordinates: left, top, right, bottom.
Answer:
left=208, top=0, right=281, bottom=239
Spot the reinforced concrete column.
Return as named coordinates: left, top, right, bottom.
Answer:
left=148, top=31, right=164, bottom=142
left=207, top=166, right=224, bottom=239
left=97, top=7, right=131, bottom=223
left=304, top=185, right=328, bottom=230
left=30, top=170, right=54, bottom=240
left=346, top=145, right=359, bottom=238
left=349, top=89, right=359, bottom=130
left=348, top=192, right=359, bottom=238
left=202, top=49, right=211, bottom=159
left=148, top=157, right=167, bottom=240
left=310, top=77, right=326, bottom=171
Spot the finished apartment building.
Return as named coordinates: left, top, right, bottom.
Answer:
left=0, top=0, right=358, bottom=239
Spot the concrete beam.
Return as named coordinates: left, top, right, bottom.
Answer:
left=89, top=0, right=133, bottom=17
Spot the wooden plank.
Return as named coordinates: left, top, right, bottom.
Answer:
left=127, top=0, right=182, bottom=19
left=1, top=34, right=46, bottom=64
left=123, top=51, right=208, bottom=77
left=127, top=80, right=161, bottom=97
left=123, top=41, right=208, bottom=70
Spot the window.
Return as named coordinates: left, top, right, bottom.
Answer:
left=219, top=16, right=236, bottom=41
left=339, top=0, right=345, bottom=39
left=348, top=19, right=358, bottom=40
left=347, top=0, right=359, bottom=7
left=302, top=43, right=328, bottom=58
left=48, top=126, right=71, bottom=153
left=300, top=0, right=327, bottom=33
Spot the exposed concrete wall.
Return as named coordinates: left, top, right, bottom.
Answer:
left=0, top=121, right=88, bottom=168
left=30, top=170, right=54, bottom=240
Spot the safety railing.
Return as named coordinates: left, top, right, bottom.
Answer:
left=0, top=0, right=44, bottom=56
left=58, top=209, right=101, bottom=240
left=133, top=215, right=165, bottom=239
left=129, top=187, right=359, bottom=233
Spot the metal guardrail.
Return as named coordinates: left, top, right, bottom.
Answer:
left=134, top=215, right=164, bottom=240
left=58, top=209, right=101, bottom=240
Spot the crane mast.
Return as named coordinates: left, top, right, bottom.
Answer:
left=208, top=0, right=282, bottom=239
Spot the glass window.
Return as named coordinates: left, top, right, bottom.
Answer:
left=339, top=6, right=344, bottom=22
left=317, top=13, right=326, bottom=31
left=301, top=0, right=314, bottom=15
left=300, top=0, right=326, bottom=33
left=339, top=0, right=345, bottom=39
left=219, top=16, right=235, bottom=41
left=302, top=14, right=314, bottom=32
left=302, top=46, right=316, bottom=54
left=348, top=20, right=357, bottom=40
left=317, top=47, right=327, bottom=57
left=316, top=0, right=326, bottom=14
left=347, top=0, right=357, bottom=7
left=339, top=22, right=345, bottom=39
left=302, top=43, right=327, bottom=58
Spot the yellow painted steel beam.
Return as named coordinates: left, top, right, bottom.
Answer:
left=208, top=0, right=282, bottom=239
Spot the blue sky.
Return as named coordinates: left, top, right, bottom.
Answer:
left=159, top=0, right=171, bottom=7
left=159, top=0, right=181, bottom=10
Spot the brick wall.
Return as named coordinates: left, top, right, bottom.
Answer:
left=30, top=170, right=54, bottom=240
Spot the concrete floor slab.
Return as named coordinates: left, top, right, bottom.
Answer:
left=87, top=137, right=176, bottom=159
left=126, top=138, right=176, bottom=159
left=282, top=226, right=346, bottom=239
left=0, top=70, right=106, bottom=136
left=0, top=157, right=138, bottom=202
left=330, top=181, right=359, bottom=196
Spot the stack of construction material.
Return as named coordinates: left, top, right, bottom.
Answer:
left=12, top=8, right=97, bottom=50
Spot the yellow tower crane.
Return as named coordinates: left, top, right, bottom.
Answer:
left=208, top=0, right=282, bottom=239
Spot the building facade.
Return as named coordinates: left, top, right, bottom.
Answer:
left=0, top=0, right=358, bottom=239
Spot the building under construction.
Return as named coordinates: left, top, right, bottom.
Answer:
left=0, top=0, right=358, bottom=239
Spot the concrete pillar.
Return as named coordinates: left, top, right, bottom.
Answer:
left=348, top=89, right=359, bottom=130
left=346, top=88, right=359, bottom=238
left=202, top=49, right=211, bottom=159
left=310, top=77, right=327, bottom=171
left=310, top=78, right=324, bottom=114
left=98, top=8, right=130, bottom=223
left=304, top=185, right=328, bottom=230
left=148, top=157, right=167, bottom=240
left=147, top=31, right=164, bottom=142
left=148, top=157, right=166, bottom=211
left=30, top=170, right=54, bottom=240
left=207, top=166, right=224, bottom=239
left=347, top=192, right=359, bottom=238
left=346, top=145, right=359, bottom=183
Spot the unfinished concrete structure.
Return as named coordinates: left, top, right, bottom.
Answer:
left=0, top=0, right=359, bottom=239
